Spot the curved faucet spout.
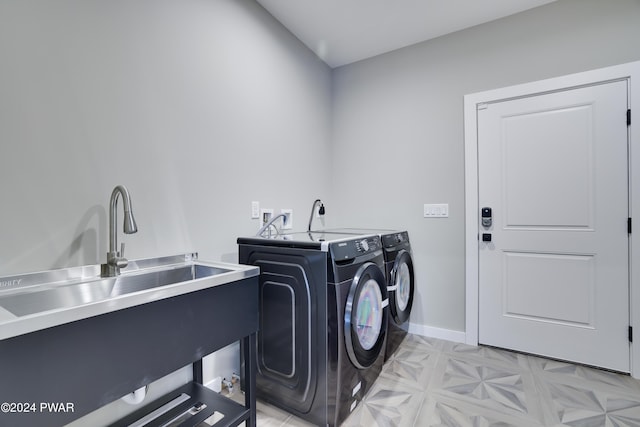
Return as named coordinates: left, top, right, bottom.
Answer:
left=109, top=185, right=138, bottom=253
left=103, top=185, right=138, bottom=277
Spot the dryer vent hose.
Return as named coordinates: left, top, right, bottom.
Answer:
left=308, top=199, right=325, bottom=231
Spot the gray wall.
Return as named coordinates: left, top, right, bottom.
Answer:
left=0, top=1, right=331, bottom=423
left=2, top=0, right=640, bottom=417
left=0, top=0, right=332, bottom=276
left=331, top=0, right=640, bottom=332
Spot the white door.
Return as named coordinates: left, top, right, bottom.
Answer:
left=477, top=80, right=630, bottom=372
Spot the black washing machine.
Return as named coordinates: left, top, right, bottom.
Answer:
left=237, top=232, right=388, bottom=426
left=320, top=228, right=415, bottom=361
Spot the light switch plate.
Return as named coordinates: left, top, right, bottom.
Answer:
left=424, top=203, right=449, bottom=218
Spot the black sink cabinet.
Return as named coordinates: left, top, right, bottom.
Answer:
left=0, top=275, right=258, bottom=427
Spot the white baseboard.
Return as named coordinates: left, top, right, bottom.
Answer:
left=407, top=322, right=467, bottom=344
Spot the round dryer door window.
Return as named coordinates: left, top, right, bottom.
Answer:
left=396, top=263, right=411, bottom=311
left=390, top=250, right=414, bottom=324
left=345, top=262, right=388, bottom=369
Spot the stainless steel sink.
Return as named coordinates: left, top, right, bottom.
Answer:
left=1, top=264, right=231, bottom=317
left=0, top=254, right=259, bottom=340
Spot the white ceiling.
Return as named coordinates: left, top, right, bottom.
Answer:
left=256, top=0, right=558, bottom=68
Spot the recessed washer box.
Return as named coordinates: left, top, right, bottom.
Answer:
left=281, top=209, right=293, bottom=229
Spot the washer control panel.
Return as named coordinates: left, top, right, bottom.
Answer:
left=355, top=236, right=380, bottom=253
left=331, top=236, right=381, bottom=260
left=356, top=239, right=369, bottom=252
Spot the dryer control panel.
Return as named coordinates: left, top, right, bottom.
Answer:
left=381, top=231, right=410, bottom=249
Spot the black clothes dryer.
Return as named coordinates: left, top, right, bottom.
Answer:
left=320, top=228, right=415, bottom=361
left=237, top=232, right=388, bottom=426
left=380, top=231, right=414, bottom=360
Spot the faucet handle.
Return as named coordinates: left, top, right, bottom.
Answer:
left=116, top=242, right=129, bottom=269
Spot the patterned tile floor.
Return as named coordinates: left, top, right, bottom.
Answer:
left=245, top=334, right=640, bottom=426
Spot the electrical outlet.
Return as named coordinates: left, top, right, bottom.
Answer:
left=260, top=208, right=274, bottom=229
left=424, top=203, right=449, bottom=218
left=281, top=209, right=293, bottom=229
left=251, top=201, right=260, bottom=219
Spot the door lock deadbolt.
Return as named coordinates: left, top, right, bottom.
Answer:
left=481, top=207, right=492, bottom=228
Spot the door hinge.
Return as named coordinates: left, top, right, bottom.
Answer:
left=629, top=326, right=633, bottom=343
left=628, top=109, right=632, bottom=126
left=629, top=218, right=632, bottom=234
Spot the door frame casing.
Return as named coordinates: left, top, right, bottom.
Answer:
left=463, top=61, right=640, bottom=378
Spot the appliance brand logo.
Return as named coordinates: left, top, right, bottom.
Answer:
left=0, top=278, right=22, bottom=288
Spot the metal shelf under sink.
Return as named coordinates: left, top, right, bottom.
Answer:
left=109, top=382, right=250, bottom=427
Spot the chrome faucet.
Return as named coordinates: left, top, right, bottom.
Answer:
left=101, top=185, right=138, bottom=277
